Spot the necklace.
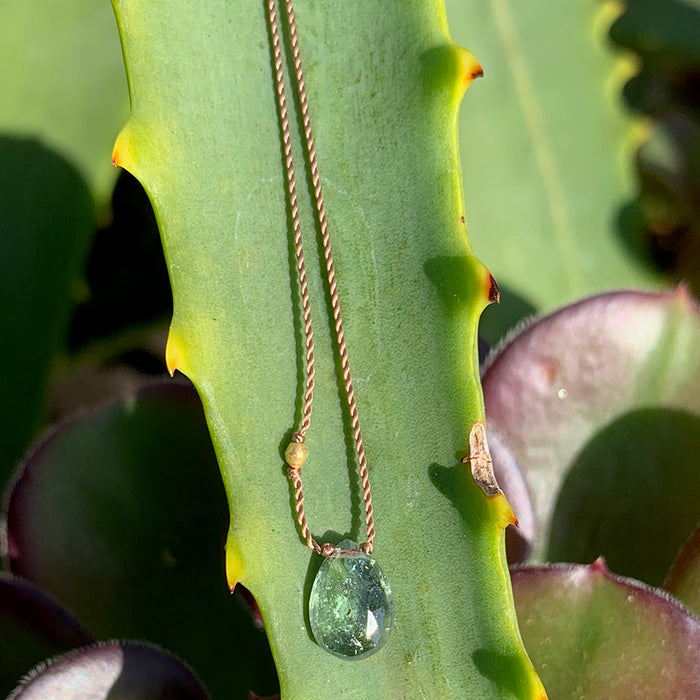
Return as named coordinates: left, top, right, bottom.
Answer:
left=267, top=0, right=394, bottom=660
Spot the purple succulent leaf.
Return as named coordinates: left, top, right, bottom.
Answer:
left=7, top=640, right=209, bottom=700
left=488, top=430, right=535, bottom=564
left=0, top=573, right=93, bottom=698
left=665, top=525, right=700, bottom=618
left=482, top=288, right=700, bottom=571
left=511, top=560, right=700, bottom=698
left=4, top=382, right=277, bottom=699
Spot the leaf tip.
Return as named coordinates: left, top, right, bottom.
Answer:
left=673, top=281, right=698, bottom=311
left=591, top=556, right=609, bottom=574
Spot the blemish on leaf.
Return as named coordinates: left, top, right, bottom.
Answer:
left=541, top=361, right=557, bottom=384
left=462, top=421, right=502, bottom=498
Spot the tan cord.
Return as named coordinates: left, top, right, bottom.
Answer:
left=268, top=0, right=375, bottom=557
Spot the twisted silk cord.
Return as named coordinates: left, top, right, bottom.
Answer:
left=267, top=0, right=375, bottom=557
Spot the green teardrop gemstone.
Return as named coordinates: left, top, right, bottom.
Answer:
left=309, top=539, right=394, bottom=660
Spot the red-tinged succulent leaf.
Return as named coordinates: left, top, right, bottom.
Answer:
left=0, top=574, right=93, bottom=698
left=7, top=641, right=209, bottom=700
left=665, top=525, right=700, bottom=617
left=5, top=383, right=277, bottom=699
left=511, top=561, right=700, bottom=699
left=482, top=288, right=700, bottom=580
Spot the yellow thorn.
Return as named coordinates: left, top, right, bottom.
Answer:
left=226, top=541, right=245, bottom=592
left=112, top=126, right=136, bottom=173
left=457, top=46, right=484, bottom=97
left=492, top=491, right=518, bottom=530
left=165, top=329, right=187, bottom=377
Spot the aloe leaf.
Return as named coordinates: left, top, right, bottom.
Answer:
left=0, top=574, right=92, bottom=698
left=665, top=525, right=700, bottom=617
left=6, top=384, right=276, bottom=699
left=0, top=0, right=128, bottom=205
left=111, top=1, right=544, bottom=696
left=444, top=0, right=659, bottom=342
left=511, top=560, right=700, bottom=698
left=482, top=288, right=700, bottom=576
left=8, top=641, right=209, bottom=700
left=0, top=140, right=93, bottom=488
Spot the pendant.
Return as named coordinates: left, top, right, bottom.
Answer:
left=309, top=540, right=394, bottom=660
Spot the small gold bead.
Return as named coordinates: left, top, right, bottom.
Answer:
left=285, top=441, right=308, bottom=469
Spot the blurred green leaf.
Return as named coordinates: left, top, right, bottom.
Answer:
left=0, top=0, right=129, bottom=206
left=6, top=384, right=277, bottom=699
left=445, top=0, right=659, bottom=342
left=610, top=0, right=700, bottom=65
left=611, top=1, right=700, bottom=298
left=0, top=137, right=94, bottom=488
left=512, top=561, right=700, bottom=698
left=482, top=289, right=700, bottom=566
left=0, top=574, right=92, bottom=698
left=665, top=525, right=700, bottom=616
left=111, top=0, right=544, bottom=696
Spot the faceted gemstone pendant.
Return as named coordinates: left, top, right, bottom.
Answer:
left=309, top=539, right=394, bottom=660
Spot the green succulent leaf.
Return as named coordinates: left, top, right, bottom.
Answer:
left=444, top=0, right=659, bottom=342
left=482, top=288, right=700, bottom=582
left=6, top=384, right=277, bottom=699
left=665, top=525, right=700, bottom=617
left=512, top=561, right=700, bottom=698
left=111, top=1, right=544, bottom=697
left=0, top=0, right=128, bottom=206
